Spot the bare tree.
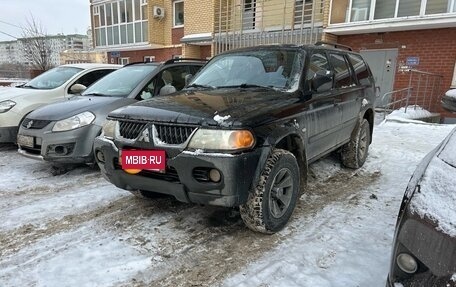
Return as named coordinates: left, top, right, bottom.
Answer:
left=19, top=15, right=54, bottom=71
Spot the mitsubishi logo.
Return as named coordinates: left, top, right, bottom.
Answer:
left=26, top=120, right=33, bottom=129
left=137, top=127, right=150, bottom=143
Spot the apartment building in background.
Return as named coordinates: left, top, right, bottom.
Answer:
left=325, top=0, right=456, bottom=119
left=0, top=34, right=90, bottom=67
left=90, top=0, right=326, bottom=64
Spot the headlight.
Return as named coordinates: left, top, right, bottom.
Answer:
left=187, top=129, right=255, bottom=150
left=0, top=100, right=16, bottom=113
left=52, top=111, right=95, bottom=132
left=101, top=119, right=117, bottom=139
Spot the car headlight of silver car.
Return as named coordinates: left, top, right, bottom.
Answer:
left=52, top=111, right=95, bottom=132
left=0, top=100, right=16, bottom=113
left=101, top=119, right=117, bottom=139
left=187, top=129, right=255, bottom=150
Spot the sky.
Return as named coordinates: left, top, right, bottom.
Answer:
left=0, top=0, right=91, bottom=42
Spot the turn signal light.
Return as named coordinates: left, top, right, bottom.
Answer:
left=229, top=130, right=255, bottom=149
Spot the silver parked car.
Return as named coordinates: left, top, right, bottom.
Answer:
left=17, top=59, right=205, bottom=164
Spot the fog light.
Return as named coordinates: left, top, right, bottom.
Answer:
left=209, top=169, right=221, bottom=182
left=96, top=150, right=105, bottom=163
left=397, top=253, right=418, bottom=274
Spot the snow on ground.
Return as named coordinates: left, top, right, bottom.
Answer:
left=386, top=105, right=433, bottom=120
left=0, top=117, right=455, bottom=287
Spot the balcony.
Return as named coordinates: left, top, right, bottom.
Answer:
left=327, top=0, right=456, bottom=35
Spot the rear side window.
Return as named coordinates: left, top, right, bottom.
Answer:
left=329, top=53, right=355, bottom=89
left=73, top=69, right=116, bottom=90
left=348, top=54, right=371, bottom=86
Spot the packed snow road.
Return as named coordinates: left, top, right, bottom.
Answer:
left=0, top=118, right=454, bottom=287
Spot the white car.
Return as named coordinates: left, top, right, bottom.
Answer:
left=0, top=63, right=121, bottom=143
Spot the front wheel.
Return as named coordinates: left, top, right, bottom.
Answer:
left=240, top=149, right=300, bottom=234
left=341, top=118, right=371, bottom=169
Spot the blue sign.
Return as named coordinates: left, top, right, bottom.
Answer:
left=110, top=51, right=121, bottom=57
left=406, top=56, right=420, bottom=66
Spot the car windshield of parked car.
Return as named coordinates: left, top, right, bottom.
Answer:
left=22, top=66, right=83, bottom=90
left=189, top=49, right=304, bottom=92
left=82, top=65, right=158, bottom=98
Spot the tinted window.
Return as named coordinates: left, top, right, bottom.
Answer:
left=308, top=52, right=331, bottom=80
left=70, top=69, right=116, bottom=93
left=329, top=53, right=355, bottom=89
left=348, top=54, right=370, bottom=86
left=22, top=67, right=83, bottom=90
left=82, top=64, right=157, bottom=97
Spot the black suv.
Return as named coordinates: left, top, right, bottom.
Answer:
left=94, top=43, right=376, bottom=233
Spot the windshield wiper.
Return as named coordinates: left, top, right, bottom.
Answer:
left=21, top=84, right=39, bottom=89
left=83, top=92, right=110, bottom=97
left=185, top=83, right=215, bottom=90
left=218, top=83, right=276, bottom=90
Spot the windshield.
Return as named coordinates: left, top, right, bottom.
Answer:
left=23, top=66, right=83, bottom=90
left=82, top=64, right=158, bottom=98
left=189, top=49, right=304, bottom=92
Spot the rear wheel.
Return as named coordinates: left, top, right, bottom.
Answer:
left=341, top=118, right=371, bottom=169
left=240, top=149, right=300, bottom=234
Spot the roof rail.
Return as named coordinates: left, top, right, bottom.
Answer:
left=123, top=61, right=159, bottom=67
left=315, top=41, right=353, bottom=51
left=164, top=58, right=208, bottom=65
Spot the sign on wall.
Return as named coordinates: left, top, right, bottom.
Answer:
left=406, top=56, right=420, bottom=66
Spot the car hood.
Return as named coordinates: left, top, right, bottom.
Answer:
left=0, top=86, right=51, bottom=101
left=409, top=127, right=456, bottom=237
left=108, top=89, right=303, bottom=128
left=27, top=96, right=127, bottom=121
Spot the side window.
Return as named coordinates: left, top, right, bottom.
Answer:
left=308, top=52, right=332, bottom=92
left=138, top=77, right=157, bottom=100
left=329, top=53, right=355, bottom=89
left=70, top=69, right=115, bottom=93
left=156, top=66, right=191, bottom=96
left=308, top=52, right=331, bottom=80
left=348, top=53, right=370, bottom=86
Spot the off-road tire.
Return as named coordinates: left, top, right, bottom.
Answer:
left=240, top=149, right=300, bottom=234
left=341, top=118, right=371, bottom=169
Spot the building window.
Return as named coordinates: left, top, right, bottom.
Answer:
left=173, top=0, right=184, bottom=27
left=119, top=57, right=130, bottom=65
left=93, top=0, right=148, bottom=48
left=144, top=56, right=155, bottom=62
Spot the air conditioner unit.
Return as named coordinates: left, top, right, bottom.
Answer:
left=153, top=6, right=165, bottom=18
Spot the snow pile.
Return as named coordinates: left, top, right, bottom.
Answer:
left=410, top=129, right=456, bottom=237
left=213, top=114, right=231, bottom=126
left=445, top=89, right=456, bottom=99
left=452, top=273, right=456, bottom=282
left=386, top=105, right=433, bottom=121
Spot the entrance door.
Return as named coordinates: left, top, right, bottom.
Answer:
left=360, top=49, right=397, bottom=107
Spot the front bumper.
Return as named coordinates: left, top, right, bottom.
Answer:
left=94, top=136, right=265, bottom=207
left=387, top=214, right=456, bottom=287
left=17, top=123, right=102, bottom=164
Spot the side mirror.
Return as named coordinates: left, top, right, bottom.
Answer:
left=70, top=83, right=87, bottom=94
left=185, top=74, right=193, bottom=86
left=311, top=70, right=333, bottom=93
left=442, top=89, right=456, bottom=112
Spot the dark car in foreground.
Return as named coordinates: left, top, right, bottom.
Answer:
left=387, top=107, right=456, bottom=287
left=94, top=43, right=376, bottom=233
left=17, top=59, right=205, bottom=164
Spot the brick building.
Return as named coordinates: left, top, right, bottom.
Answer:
left=90, top=0, right=325, bottom=63
left=325, top=0, right=456, bottom=119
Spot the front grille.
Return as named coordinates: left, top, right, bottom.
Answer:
left=119, top=121, right=147, bottom=139
left=21, top=118, right=52, bottom=129
left=155, top=124, right=196, bottom=145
